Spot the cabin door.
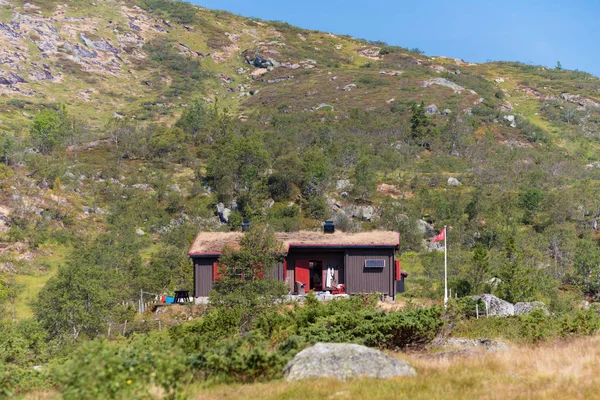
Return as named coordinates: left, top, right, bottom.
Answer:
left=295, top=260, right=310, bottom=291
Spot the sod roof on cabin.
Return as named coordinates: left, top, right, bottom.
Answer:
left=188, top=230, right=400, bottom=256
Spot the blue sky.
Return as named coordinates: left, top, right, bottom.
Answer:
left=192, top=0, right=600, bottom=77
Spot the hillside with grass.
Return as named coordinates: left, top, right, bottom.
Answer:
left=2, top=0, right=600, bottom=397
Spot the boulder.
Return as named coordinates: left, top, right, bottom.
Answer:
left=335, top=179, right=351, bottom=190
left=425, top=104, right=439, bottom=114
left=447, top=177, right=462, bottom=186
left=420, top=78, right=466, bottom=93
left=343, top=83, right=357, bottom=91
left=443, top=338, right=510, bottom=352
left=135, top=228, right=145, bottom=236
left=284, top=342, right=416, bottom=381
left=416, top=219, right=435, bottom=236
left=345, top=205, right=376, bottom=221
left=216, top=203, right=231, bottom=223
left=0, top=214, right=10, bottom=231
left=514, top=301, right=548, bottom=315
left=472, top=294, right=514, bottom=316
left=252, top=55, right=273, bottom=68
left=441, top=109, right=452, bottom=115
left=504, top=115, right=517, bottom=128
left=315, top=103, right=334, bottom=111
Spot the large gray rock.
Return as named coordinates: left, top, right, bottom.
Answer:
left=504, top=115, right=517, bottom=128
left=335, top=179, right=351, bottom=190
left=443, top=338, right=510, bottom=352
left=416, top=219, right=435, bottom=236
left=284, top=342, right=416, bottom=381
left=216, top=203, right=231, bottom=223
left=472, top=294, right=514, bottom=316
left=514, top=301, right=548, bottom=315
left=420, top=78, right=466, bottom=93
left=345, top=205, right=376, bottom=221
left=425, top=104, right=439, bottom=114
left=447, top=177, right=462, bottom=186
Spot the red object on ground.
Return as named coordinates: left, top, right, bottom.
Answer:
left=331, top=284, right=345, bottom=295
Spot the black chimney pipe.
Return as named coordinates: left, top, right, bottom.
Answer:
left=324, top=220, right=335, bottom=234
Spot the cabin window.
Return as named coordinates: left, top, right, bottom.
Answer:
left=365, top=259, right=385, bottom=268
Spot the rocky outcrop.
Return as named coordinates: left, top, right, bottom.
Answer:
left=79, top=33, right=119, bottom=53
left=284, top=342, right=416, bottom=381
left=62, top=42, right=97, bottom=58
left=420, top=78, right=466, bottom=93
left=560, top=93, right=600, bottom=109
left=344, top=205, right=376, bottom=221
left=0, top=71, right=26, bottom=85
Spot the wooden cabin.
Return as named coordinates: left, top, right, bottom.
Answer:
left=188, top=229, right=407, bottom=300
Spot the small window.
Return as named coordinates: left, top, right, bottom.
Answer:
left=365, top=259, right=385, bottom=268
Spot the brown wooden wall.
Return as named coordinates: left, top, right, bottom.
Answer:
left=193, top=248, right=396, bottom=298
left=193, top=257, right=218, bottom=297
left=344, top=248, right=395, bottom=297
left=271, top=261, right=285, bottom=281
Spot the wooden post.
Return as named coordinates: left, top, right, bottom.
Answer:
left=123, top=320, right=127, bottom=335
left=449, top=288, right=452, bottom=299
left=485, top=301, right=489, bottom=318
left=476, top=303, right=479, bottom=319
left=107, top=323, right=111, bottom=338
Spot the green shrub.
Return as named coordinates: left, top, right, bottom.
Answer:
left=188, top=334, right=294, bottom=383
left=51, top=332, right=192, bottom=400
left=453, top=309, right=600, bottom=343
left=0, top=364, right=50, bottom=398
left=140, top=0, right=198, bottom=25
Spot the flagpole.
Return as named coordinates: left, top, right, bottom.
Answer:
left=444, top=225, right=448, bottom=308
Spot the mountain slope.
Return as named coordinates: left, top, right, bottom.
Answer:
left=0, top=0, right=598, bottom=141
left=2, top=0, right=600, bottom=320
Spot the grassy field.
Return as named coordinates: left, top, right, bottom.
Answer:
left=188, top=336, right=600, bottom=400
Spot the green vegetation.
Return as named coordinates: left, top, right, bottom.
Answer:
left=2, top=0, right=600, bottom=397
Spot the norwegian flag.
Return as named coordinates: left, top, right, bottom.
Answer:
left=432, top=228, right=446, bottom=243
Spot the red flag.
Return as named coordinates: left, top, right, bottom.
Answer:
left=432, top=228, right=446, bottom=243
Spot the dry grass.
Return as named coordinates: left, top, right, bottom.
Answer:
left=189, top=336, right=600, bottom=400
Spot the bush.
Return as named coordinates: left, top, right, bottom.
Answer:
left=51, top=332, right=192, bottom=400
left=453, top=309, right=600, bottom=343
left=188, top=334, right=293, bottom=383
left=261, top=294, right=444, bottom=350
left=140, top=0, right=198, bottom=25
